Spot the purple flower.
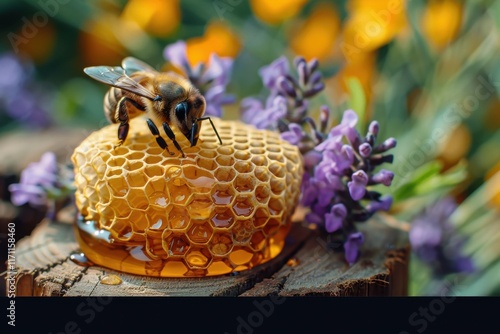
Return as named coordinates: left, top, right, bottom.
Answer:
left=344, top=232, right=364, bottom=265
left=371, top=169, right=394, bottom=186
left=163, top=41, right=234, bottom=117
left=329, top=109, right=359, bottom=144
left=359, top=142, right=372, bottom=157
left=366, top=195, right=393, bottom=213
left=240, top=95, right=287, bottom=130
left=8, top=152, right=59, bottom=206
left=280, top=123, right=303, bottom=145
left=324, top=204, right=346, bottom=233
left=409, top=197, right=475, bottom=276
left=258, top=56, right=289, bottom=91
left=348, top=170, right=368, bottom=200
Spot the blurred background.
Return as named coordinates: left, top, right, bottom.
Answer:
left=0, top=0, right=499, bottom=296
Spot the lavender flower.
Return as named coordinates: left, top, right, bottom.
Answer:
left=0, top=52, right=52, bottom=128
left=163, top=41, right=234, bottom=118
left=410, top=197, right=474, bottom=277
left=8, top=152, right=74, bottom=212
left=240, top=55, right=397, bottom=265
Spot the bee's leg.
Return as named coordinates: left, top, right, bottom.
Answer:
left=162, top=122, right=185, bottom=158
left=193, top=117, right=223, bottom=146
left=115, top=97, right=145, bottom=147
left=146, top=119, right=173, bottom=155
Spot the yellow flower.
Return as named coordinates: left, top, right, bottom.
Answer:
left=485, top=161, right=500, bottom=210
left=250, top=0, right=308, bottom=25
left=289, top=2, right=341, bottom=62
left=186, top=21, right=241, bottom=66
left=437, top=124, right=471, bottom=170
left=341, top=0, right=407, bottom=60
left=421, top=0, right=463, bottom=50
left=121, top=0, right=181, bottom=37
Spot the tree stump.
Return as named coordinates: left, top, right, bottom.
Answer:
left=9, top=212, right=409, bottom=296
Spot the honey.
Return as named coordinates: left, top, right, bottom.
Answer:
left=71, top=117, right=303, bottom=277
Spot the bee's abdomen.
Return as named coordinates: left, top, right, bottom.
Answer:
left=104, top=87, right=124, bottom=124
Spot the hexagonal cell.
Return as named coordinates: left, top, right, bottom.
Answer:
left=187, top=222, right=213, bottom=244
left=263, top=217, right=281, bottom=236
left=167, top=183, right=191, bottom=205
left=167, top=206, right=190, bottom=230
left=187, top=194, right=214, bottom=220
left=164, top=235, right=190, bottom=256
left=215, top=155, right=234, bottom=167
left=254, top=166, right=270, bottom=182
left=146, top=212, right=168, bottom=230
left=232, top=195, right=256, bottom=217
left=185, top=248, right=213, bottom=269
left=210, top=232, right=234, bottom=256
left=125, top=151, right=145, bottom=161
left=108, top=197, right=131, bottom=217
left=207, top=260, right=233, bottom=276
left=266, top=145, right=282, bottom=153
left=214, top=167, right=236, bottom=182
left=217, top=146, right=234, bottom=156
left=234, top=143, right=249, bottom=151
left=145, top=155, right=163, bottom=164
left=270, top=178, right=286, bottom=195
left=250, top=231, right=266, bottom=251
left=146, top=147, right=164, bottom=156
left=268, top=197, right=285, bottom=215
left=160, top=260, right=188, bottom=277
left=198, top=149, right=217, bottom=158
left=255, top=184, right=270, bottom=204
left=107, top=176, right=129, bottom=197
left=250, top=148, right=266, bottom=155
left=127, top=188, right=149, bottom=210
left=251, top=155, right=267, bottom=166
left=268, top=162, right=286, bottom=178
left=234, top=150, right=251, bottom=160
left=106, top=168, right=122, bottom=177
left=233, top=220, right=254, bottom=243
left=144, top=165, right=164, bottom=177
left=128, top=210, right=148, bottom=233
left=108, top=156, right=126, bottom=166
left=234, top=161, right=254, bottom=174
left=127, top=171, right=149, bottom=188
left=268, top=153, right=285, bottom=163
left=250, top=140, right=265, bottom=148
left=229, top=248, right=254, bottom=266
left=210, top=209, right=235, bottom=228
left=252, top=207, right=270, bottom=228
left=182, top=165, right=215, bottom=191
left=196, top=156, right=218, bottom=171
left=211, top=184, right=235, bottom=205
left=234, top=174, right=256, bottom=193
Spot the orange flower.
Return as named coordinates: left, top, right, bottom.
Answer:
left=421, top=0, right=463, bottom=50
left=15, top=22, right=56, bottom=64
left=289, top=2, right=341, bottom=62
left=79, top=15, right=125, bottom=67
left=485, top=161, right=500, bottom=210
left=121, top=0, right=181, bottom=37
left=436, top=124, right=471, bottom=171
left=185, top=21, right=241, bottom=66
left=250, top=0, right=308, bottom=25
left=341, top=0, right=407, bottom=61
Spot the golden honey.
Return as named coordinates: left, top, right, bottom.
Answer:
left=71, top=117, right=303, bottom=277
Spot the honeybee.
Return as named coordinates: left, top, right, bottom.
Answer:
left=83, top=57, right=222, bottom=157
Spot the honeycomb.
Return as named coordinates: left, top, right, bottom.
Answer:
left=71, top=116, right=304, bottom=277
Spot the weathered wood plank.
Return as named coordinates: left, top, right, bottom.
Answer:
left=241, top=216, right=409, bottom=296
left=12, top=219, right=312, bottom=296
left=11, top=214, right=408, bottom=296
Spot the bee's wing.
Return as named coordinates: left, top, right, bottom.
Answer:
left=122, top=57, right=158, bottom=75
left=84, top=65, right=157, bottom=100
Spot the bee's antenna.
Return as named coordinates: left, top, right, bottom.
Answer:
left=196, top=117, right=223, bottom=146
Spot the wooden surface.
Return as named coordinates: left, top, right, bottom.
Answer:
left=11, top=213, right=409, bottom=297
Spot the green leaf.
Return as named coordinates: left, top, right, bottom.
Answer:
left=346, top=77, right=366, bottom=132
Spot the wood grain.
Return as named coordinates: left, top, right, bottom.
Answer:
left=11, top=215, right=408, bottom=296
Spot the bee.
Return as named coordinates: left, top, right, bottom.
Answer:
left=83, top=57, right=222, bottom=157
